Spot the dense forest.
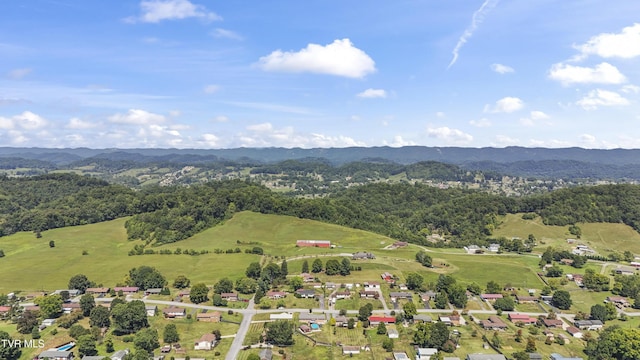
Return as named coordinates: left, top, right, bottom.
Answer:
left=2, top=174, right=640, bottom=249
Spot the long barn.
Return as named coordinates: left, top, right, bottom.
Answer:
left=296, top=240, right=331, bottom=248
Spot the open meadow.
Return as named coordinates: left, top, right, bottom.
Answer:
left=494, top=213, right=640, bottom=255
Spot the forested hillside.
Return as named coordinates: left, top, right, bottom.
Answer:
left=2, top=174, right=640, bottom=250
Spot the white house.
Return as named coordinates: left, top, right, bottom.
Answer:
left=388, top=329, right=399, bottom=338
left=270, top=312, right=293, bottom=320
left=194, top=333, right=216, bottom=351
left=416, top=348, right=438, bottom=360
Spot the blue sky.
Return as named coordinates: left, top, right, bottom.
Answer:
left=1, top=0, right=639, bottom=149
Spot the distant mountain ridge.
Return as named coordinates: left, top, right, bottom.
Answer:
left=2, top=146, right=640, bottom=166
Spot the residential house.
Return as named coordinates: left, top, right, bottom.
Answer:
left=86, top=288, right=110, bottom=296
left=38, top=350, right=74, bottom=360
left=369, top=315, right=395, bottom=325
left=606, top=296, right=630, bottom=308
left=388, top=328, right=399, bottom=338
left=353, top=252, right=375, bottom=260
left=567, top=326, right=583, bottom=338
left=145, top=306, right=157, bottom=316
left=529, top=354, right=543, bottom=360
left=334, top=316, right=349, bottom=327
left=466, top=355, right=507, bottom=360
left=480, top=294, right=503, bottom=301
left=266, top=291, right=287, bottom=300
left=342, top=346, right=360, bottom=355
left=381, top=272, right=394, bottom=283
left=221, top=293, right=238, bottom=302
left=299, top=325, right=312, bottom=334
left=144, top=288, right=162, bottom=296
left=301, top=273, right=315, bottom=282
left=364, top=281, right=381, bottom=289
left=488, top=244, right=500, bottom=252
left=62, top=302, right=81, bottom=313
left=464, top=245, right=482, bottom=254
left=360, top=290, right=378, bottom=299
left=550, top=354, right=584, bottom=360
left=413, top=315, right=433, bottom=323
left=543, top=319, right=564, bottom=328
left=194, top=333, right=217, bottom=350
left=444, top=358, right=461, bottom=360
left=295, top=289, right=315, bottom=298
left=196, top=311, right=221, bottom=322
left=480, top=316, right=508, bottom=330
left=389, top=292, right=413, bottom=302
left=416, top=348, right=438, bottom=360
left=508, top=313, right=537, bottom=325
left=259, top=349, right=273, bottom=360
left=270, top=312, right=293, bottom=320
left=515, top=295, right=538, bottom=304
left=53, top=289, right=81, bottom=297
left=397, top=284, right=409, bottom=291
left=82, top=356, right=105, bottom=360
left=333, top=291, right=351, bottom=300
left=42, top=319, right=56, bottom=327
left=0, top=306, right=10, bottom=317
left=113, top=287, right=139, bottom=294
left=394, top=353, right=410, bottom=360
left=299, top=313, right=326, bottom=324
left=325, top=282, right=337, bottom=289
left=574, top=320, right=603, bottom=331
left=110, top=349, right=129, bottom=360
left=163, top=306, right=186, bottom=319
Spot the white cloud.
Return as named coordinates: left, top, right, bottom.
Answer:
left=580, top=134, right=597, bottom=144
left=246, top=122, right=273, bottom=132
left=621, top=84, right=640, bottom=94
left=426, top=126, right=473, bottom=144
left=577, top=89, right=630, bottom=110
left=520, top=111, right=550, bottom=127
left=491, top=63, right=514, bottom=74
left=257, top=38, right=376, bottom=78
left=485, top=96, right=524, bottom=113
left=548, top=62, right=626, bottom=86
left=436, top=112, right=445, bottom=118
left=108, top=109, right=166, bottom=125
left=226, top=101, right=311, bottom=115
left=211, top=28, right=243, bottom=40
left=576, top=23, right=640, bottom=60
left=66, top=117, right=97, bottom=129
left=7, top=68, right=32, bottom=80
left=356, top=88, right=387, bottom=98
left=199, top=133, right=221, bottom=147
left=132, top=0, right=221, bottom=23
left=492, top=135, right=519, bottom=146
left=212, top=115, right=229, bottom=122
left=383, top=135, right=417, bottom=147
left=448, top=0, right=499, bottom=69
left=203, top=84, right=221, bottom=94
left=0, top=111, right=48, bottom=130
left=238, top=123, right=365, bottom=148
left=469, top=118, right=491, bottom=127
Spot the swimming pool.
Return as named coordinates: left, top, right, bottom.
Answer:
left=310, top=323, right=320, bottom=330
left=56, top=342, right=75, bottom=351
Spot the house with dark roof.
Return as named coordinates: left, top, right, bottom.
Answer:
left=38, top=350, right=74, bottom=360
left=466, top=355, right=507, bottom=360
left=196, top=311, right=221, bottom=322
left=480, top=316, right=507, bottom=330
left=543, top=319, right=564, bottom=328
left=295, top=289, right=315, bottom=298
left=163, top=306, right=186, bottom=318
left=221, top=293, right=238, bottom=302
left=194, top=333, right=217, bottom=350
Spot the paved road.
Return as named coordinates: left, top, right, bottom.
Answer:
left=226, top=298, right=255, bottom=360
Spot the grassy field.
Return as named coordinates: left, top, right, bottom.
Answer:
left=494, top=213, right=640, bottom=255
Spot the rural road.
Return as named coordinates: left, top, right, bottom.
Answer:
left=225, top=298, right=255, bottom=360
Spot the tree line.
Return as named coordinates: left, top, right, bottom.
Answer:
left=3, top=174, right=640, bottom=249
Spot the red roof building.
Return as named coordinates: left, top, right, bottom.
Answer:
left=369, top=316, right=396, bottom=325
left=296, top=240, right=331, bottom=248
left=508, top=313, right=537, bottom=324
